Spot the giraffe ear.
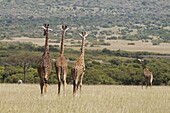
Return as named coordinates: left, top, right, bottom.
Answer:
left=60, top=26, right=63, bottom=31
left=84, top=33, right=88, bottom=37
left=138, top=59, right=144, bottom=62
left=65, top=27, right=69, bottom=32
left=42, top=26, right=46, bottom=30
left=138, top=59, right=141, bottom=62
left=79, top=33, right=83, bottom=37
left=48, top=28, right=53, bottom=31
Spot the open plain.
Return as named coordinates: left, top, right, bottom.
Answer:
left=1, top=37, right=170, bottom=54
left=0, top=84, right=170, bottom=113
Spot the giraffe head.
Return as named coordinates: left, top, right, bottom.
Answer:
left=42, top=24, right=53, bottom=36
left=79, top=31, right=88, bottom=40
left=60, top=25, right=69, bottom=33
left=138, top=59, right=147, bottom=69
left=138, top=59, right=144, bottom=64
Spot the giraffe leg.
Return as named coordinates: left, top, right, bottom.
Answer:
left=75, top=78, right=79, bottom=97
left=141, top=76, right=144, bottom=89
left=73, top=80, right=76, bottom=96
left=80, top=72, right=84, bottom=95
left=44, top=83, right=47, bottom=94
left=73, top=78, right=79, bottom=97
left=150, top=81, right=152, bottom=88
left=38, top=68, right=44, bottom=95
left=77, top=81, right=79, bottom=91
left=145, top=78, right=147, bottom=89
left=146, top=78, right=149, bottom=89
left=40, top=79, right=44, bottom=95
left=58, top=81, right=61, bottom=95
left=44, top=75, right=48, bottom=94
left=150, top=74, right=153, bottom=88
left=44, top=74, right=48, bottom=83
left=72, top=69, right=77, bottom=96
left=44, top=72, right=49, bottom=94
left=57, top=68, right=61, bottom=95
left=63, top=69, right=67, bottom=96
left=76, top=72, right=80, bottom=91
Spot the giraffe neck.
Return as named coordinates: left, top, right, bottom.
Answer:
left=60, top=31, right=65, bottom=55
left=44, top=30, right=49, bottom=54
left=81, top=37, right=85, bottom=56
left=80, top=53, right=84, bottom=61
left=142, top=64, right=146, bottom=69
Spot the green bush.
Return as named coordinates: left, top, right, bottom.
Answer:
left=5, top=74, right=23, bottom=83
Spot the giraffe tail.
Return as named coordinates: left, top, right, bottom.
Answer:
left=44, top=77, right=49, bottom=85
left=60, top=67, right=64, bottom=82
left=71, top=68, right=77, bottom=80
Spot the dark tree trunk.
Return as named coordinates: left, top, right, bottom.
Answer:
left=23, top=63, right=29, bottom=83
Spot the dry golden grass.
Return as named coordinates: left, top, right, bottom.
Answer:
left=2, top=37, right=170, bottom=54
left=0, top=84, right=170, bottom=113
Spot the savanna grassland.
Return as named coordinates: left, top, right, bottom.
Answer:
left=0, top=0, right=170, bottom=112
left=0, top=84, right=170, bottom=113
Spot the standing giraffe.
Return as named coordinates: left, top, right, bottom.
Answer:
left=138, top=59, right=153, bottom=89
left=37, top=24, right=52, bottom=95
left=71, top=31, right=88, bottom=96
left=55, top=25, right=69, bottom=96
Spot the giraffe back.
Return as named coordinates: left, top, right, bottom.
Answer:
left=72, top=54, right=85, bottom=75
left=38, top=53, right=52, bottom=75
left=56, top=54, right=68, bottom=68
left=143, top=68, right=152, bottom=78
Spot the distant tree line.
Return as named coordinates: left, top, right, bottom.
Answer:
left=0, top=42, right=170, bottom=85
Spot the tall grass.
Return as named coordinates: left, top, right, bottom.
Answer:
left=0, top=84, right=170, bottom=113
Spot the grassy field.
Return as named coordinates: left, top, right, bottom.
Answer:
left=0, top=84, right=170, bottom=113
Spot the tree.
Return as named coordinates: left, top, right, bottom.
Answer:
left=6, top=52, right=39, bottom=83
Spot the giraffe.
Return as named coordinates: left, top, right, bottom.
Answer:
left=37, top=24, right=52, bottom=95
left=138, top=59, right=153, bottom=89
left=55, top=25, right=69, bottom=96
left=71, top=31, right=88, bottom=96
